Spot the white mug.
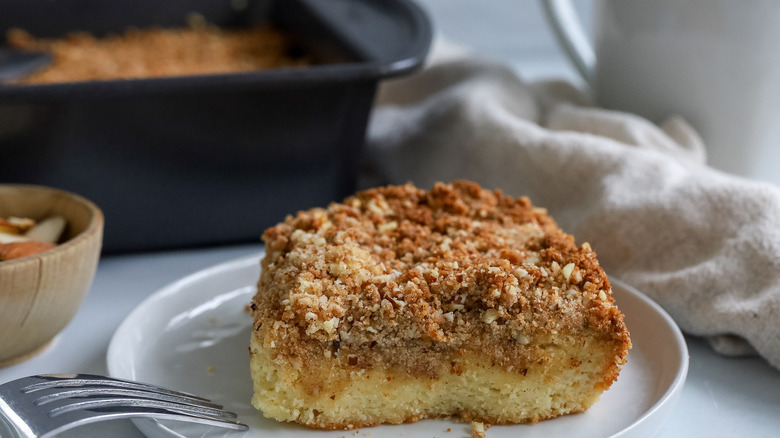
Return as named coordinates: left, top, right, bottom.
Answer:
left=541, top=0, right=780, bottom=183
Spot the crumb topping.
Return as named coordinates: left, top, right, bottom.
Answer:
left=471, top=421, right=489, bottom=438
left=6, top=22, right=309, bottom=84
left=253, top=181, right=628, bottom=375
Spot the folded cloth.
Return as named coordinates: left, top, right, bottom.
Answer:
left=366, top=40, right=780, bottom=370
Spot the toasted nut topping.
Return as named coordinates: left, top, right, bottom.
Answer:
left=323, top=317, right=339, bottom=335
left=562, top=263, right=575, bottom=281
left=251, top=180, right=627, bottom=400
left=481, top=309, right=500, bottom=324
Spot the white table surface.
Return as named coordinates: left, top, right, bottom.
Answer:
left=2, top=1, right=779, bottom=437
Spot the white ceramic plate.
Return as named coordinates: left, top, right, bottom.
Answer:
left=108, top=253, right=688, bottom=438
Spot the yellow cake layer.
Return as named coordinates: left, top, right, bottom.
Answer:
left=250, top=329, right=621, bottom=429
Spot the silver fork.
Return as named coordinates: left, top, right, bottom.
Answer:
left=0, top=374, right=248, bottom=438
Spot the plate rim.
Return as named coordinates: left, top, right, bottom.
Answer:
left=609, top=278, right=689, bottom=437
left=106, top=252, right=264, bottom=378
left=107, top=253, right=689, bottom=438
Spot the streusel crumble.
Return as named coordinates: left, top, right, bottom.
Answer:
left=6, top=23, right=308, bottom=84
left=250, top=180, right=630, bottom=429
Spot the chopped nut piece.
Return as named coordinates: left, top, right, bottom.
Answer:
left=571, top=269, right=583, bottom=284
left=481, top=309, right=500, bottom=324
left=377, top=221, right=398, bottom=233
left=515, top=333, right=530, bottom=345
left=562, top=263, right=575, bottom=281
left=323, top=317, right=340, bottom=335
left=471, top=421, right=489, bottom=438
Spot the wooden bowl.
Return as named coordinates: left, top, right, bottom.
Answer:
left=0, top=185, right=103, bottom=367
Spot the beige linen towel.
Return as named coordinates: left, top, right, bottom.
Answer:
left=366, top=42, right=780, bottom=370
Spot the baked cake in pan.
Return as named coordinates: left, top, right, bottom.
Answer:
left=249, top=180, right=630, bottom=429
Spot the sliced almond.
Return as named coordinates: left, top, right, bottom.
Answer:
left=0, top=232, right=30, bottom=244
left=0, top=220, right=22, bottom=235
left=0, top=241, right=56, bottom=261
left=1, top=217, right=37, bottom=243
left=8, top=217, right=36, bottom=232
left=25, top=215, right=66, bottom=244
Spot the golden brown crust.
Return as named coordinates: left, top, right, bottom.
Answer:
left=295, top=408, right=581, bottom=431
left=6, top=24, right=308, bottom=84
left=253, top=181, right=630, bottom=385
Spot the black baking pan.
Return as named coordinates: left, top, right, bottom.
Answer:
left=0, top=0, right=431, bottom=252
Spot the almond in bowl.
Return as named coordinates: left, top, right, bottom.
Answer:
left=0, top=185, right=103, bottom=367
left=0, top=215, right=66, bottom=260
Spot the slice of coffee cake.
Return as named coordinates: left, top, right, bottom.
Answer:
left=250, top=181, right=630, bottom=429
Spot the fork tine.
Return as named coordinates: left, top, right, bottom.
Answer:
left=46, top=397, right=239, bottom=421
left=22, top=374, right=214, bottom=404
left=36, top=404, right=248, bottom=438
left=32, top=387, right=226, bottom=410
left=1, top=374, right=249, bottom=438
